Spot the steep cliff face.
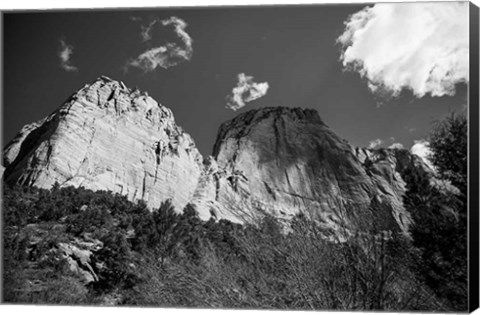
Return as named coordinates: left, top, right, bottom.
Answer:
left=4, top=78, right=435, bottom=237
left=191, top=108, right=421, bottom=235
left=3, top=76, right=204, bottom=211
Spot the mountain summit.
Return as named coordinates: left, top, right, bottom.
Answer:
left=192, top=106, right=419, bottom=236
left=3, top=77, right=432, bottom=236
left=3, top=76, right=204, bottom=211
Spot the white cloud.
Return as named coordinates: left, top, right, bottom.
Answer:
left=367, top=138, right=383, bottom=149
left=388, top=143, right=404, bottom=149
left=140, top=19, right=158, bottom=42
left=58, top=39, right=78, bottom=72
left=411, top=140, right=434, bottom=169
left=338, top=2, right=468, bottom=98
left=126, top=16, right=193, bottom=73
left=162, top=16, right=192, bottom=51
left=226, top=73, right=269, bottom=111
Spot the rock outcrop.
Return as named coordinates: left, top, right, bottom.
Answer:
left=12, top=222, right=104, bottom=284
left=191, top=107, right=418, bottom=235
left=57, top=237, right=103, bottom=284
left=3, top=76, right=204, bottom=211
left=3, top=77, right=436, bottom=237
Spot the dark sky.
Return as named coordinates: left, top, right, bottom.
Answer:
left=3, top=4, right=467, bottom=156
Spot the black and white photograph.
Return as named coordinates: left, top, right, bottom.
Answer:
left=1, top=0, right=479, bottom=313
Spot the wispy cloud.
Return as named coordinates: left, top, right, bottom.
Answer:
left=226, top=73, right=269, bottom=111
left=162, top=16, right=192, bottom=51
left=126, top=16, right=193, bottom=73
left=337, top=2, right=468, bottom=98
left=411, top=140, right=434, bottom=169
left=367, top=138, right=383, bottom=149
left=58, top=39, right=78, bottom=72
left=140, top=19, right=158, bottom=42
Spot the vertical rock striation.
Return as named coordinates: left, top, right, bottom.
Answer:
left=4, top=77, right=437, bottom=237
left=3, top=76, right=204, bottom=211
left=191, top=107, right=421, bottom=236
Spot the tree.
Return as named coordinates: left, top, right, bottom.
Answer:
left=152, top=200, right=182, bottom=265
left=405, top=112, right=468, bottom=310
left=428, top=113, right=467, bottom=195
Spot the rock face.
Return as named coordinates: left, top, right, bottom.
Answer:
left=191, top=108, right=420, bottom=235
left=3, top=76, right=203, bottom=211
left=57, top=238, right=103, bottom=284
left=13, top=222, right=103, bottom=284
left=3, top=77, right=434, bottom=236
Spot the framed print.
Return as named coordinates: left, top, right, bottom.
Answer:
left=1, top=1, right=479, bottom=313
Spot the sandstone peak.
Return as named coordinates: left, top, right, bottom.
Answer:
left=190, top=105, right=417, bottom=236
left=67, top=76, right=175, bottom=123
left=213, top=107, right=324, bottom=156
left=220, top=106, right=324, bottom=127
left=3, top=76, right=203, bottom=212
left=4, top=80, right=434, bottom=237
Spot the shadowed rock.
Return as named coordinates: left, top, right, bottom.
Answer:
left=3, top=77, right=437, bottom=237
left=191, top=107, right=423, bottom=236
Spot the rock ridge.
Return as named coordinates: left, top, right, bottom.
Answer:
left=3, top=77, right=437, bottom=237
left=191, top=106, right=422, bottom=236
left=212, top=107, right=325, bottom=157
left=4, top=76, right=204, bottom=212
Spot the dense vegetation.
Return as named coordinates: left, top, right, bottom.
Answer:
left=2, top=113, right=467, bottom=310
left=1, top=184, right=439, bottom=310
left=404, top=113, right=468, bottom=310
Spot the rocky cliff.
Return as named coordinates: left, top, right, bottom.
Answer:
left=190, top=108, right=428, bottom=236
left=3, top=77, right=434, bottom=236
left=3, top=76, right=204, bottom=211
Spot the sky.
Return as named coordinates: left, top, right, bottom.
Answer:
left=2, top=2, right=469, bottom=158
